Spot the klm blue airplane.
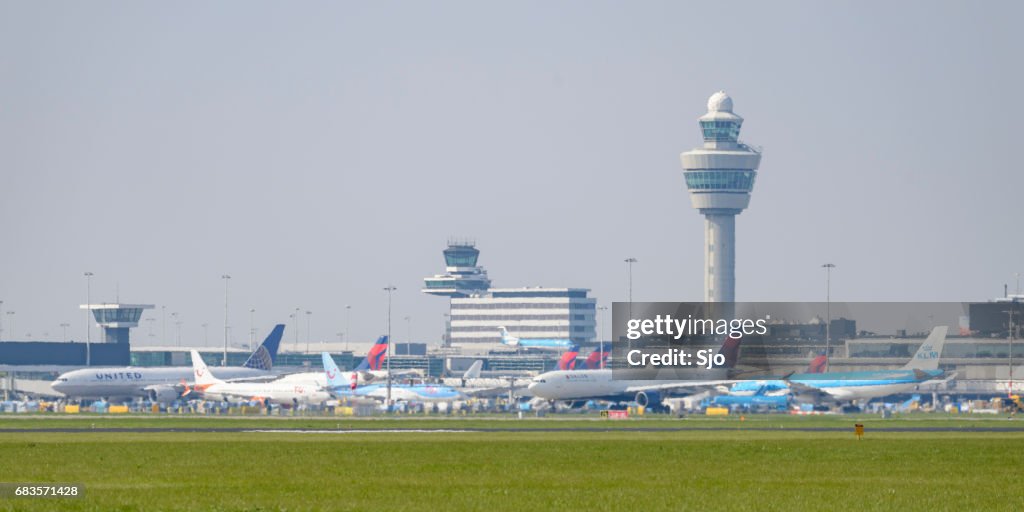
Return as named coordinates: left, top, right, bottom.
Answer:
left=321, top=353, right=465, bottom=402
left=707, top=392, right=790, bottom=411
left=499, top=326, right=574, bottom=351
left=728, top=326, right=950, bottom=403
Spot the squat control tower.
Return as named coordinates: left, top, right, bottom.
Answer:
left=681, top=91, right=761, bottom=303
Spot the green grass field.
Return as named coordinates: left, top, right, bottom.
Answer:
left=1, top=412, right=1022, bottom=430
left=2, top=415, right=1023, bottom=511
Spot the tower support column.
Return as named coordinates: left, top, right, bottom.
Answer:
left=704, top=211, right=737, bottom=303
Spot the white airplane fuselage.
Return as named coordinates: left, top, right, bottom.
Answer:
left=199, top=380, right=331, bottom=405
left=51, top=367, right=272, bottom=399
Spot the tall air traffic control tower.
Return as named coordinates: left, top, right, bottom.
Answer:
left=681, top=91, right=761, bottom=303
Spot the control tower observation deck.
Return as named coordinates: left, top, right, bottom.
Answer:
left=680, top=91, right=762, bottom=303
left=80, top=303, right=154, bottom=344
left=422, top=240, right=491, bottom=298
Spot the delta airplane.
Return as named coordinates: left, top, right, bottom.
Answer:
left=558, top=345, right=581, bottom=370
left=322, top=352, right=465, bottom=402
left=499, top=327, right=574, bottom=351
left=556, top=345, right=611, bottom=371
left=727, top=326, right=950, bottom=402
left=50, top=325, right=284, bottom=402
left=189, top=350, right=331, bottom=406
left=583, top=346, right=611, bottom=370
left=527, top=337, right=743, bottom=409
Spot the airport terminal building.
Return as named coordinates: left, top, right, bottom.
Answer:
left=450, top=288, right=596, bottom=345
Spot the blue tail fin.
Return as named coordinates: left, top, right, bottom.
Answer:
left=322, top=352, right=347, bottom=389
left=242, top=324, right=284, bottom=370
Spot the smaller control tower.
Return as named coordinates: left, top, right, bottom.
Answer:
left=80, top=303, right=154, bottom=344
left=422, top=240, right=491, bottom=298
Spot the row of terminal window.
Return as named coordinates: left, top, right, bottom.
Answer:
left=452, top=326, right=584, bottom=333
left=450, top=311, right=589, bottom=319
left=451, top=302, right=595, bottom=310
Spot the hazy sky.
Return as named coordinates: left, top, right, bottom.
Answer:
left=1, top=1, right=1022, bottom=348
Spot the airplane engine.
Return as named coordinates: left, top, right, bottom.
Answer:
left=146, top=386, right=180, bottom=404
left=634, top=390, right=662, bottom=409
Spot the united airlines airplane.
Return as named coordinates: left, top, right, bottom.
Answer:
left=50, top=325, right=284, bottom=402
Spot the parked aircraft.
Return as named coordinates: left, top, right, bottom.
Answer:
left=50, top=325, right=284, bottom=402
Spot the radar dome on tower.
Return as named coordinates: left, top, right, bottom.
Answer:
left=707, top=91, right=733, bottom=112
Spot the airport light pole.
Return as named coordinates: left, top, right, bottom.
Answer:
left=1007, top=305, right=1020, bottom=397
left=383, top=286, right=396, bottom=407
left=345, top=305, right=351, bottom=351
left=221, top=274, right=231, bottom=366
left=5, top=312, right=13, bottom=342
left=61, top=322, right=69, bottom=341
left=597, top=306, right=608, bottom=368
left=249, top=308, right=256, bottom=352
left=404, top=316, right=411, bottom=343
left=84, top=271, right=94, bottom=366
left=161, top=305, right=167, bottom=345
left=171, top=312, right=180, bottom=346
left=293, top=308, right=300, bottom=349
left=305, top=310, right=312, bottom=353
left=0, top=300, right=4, bottom=342
left=822, top=263, right=836, bottom=372
left=624, top=258, right=637, bottom=320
